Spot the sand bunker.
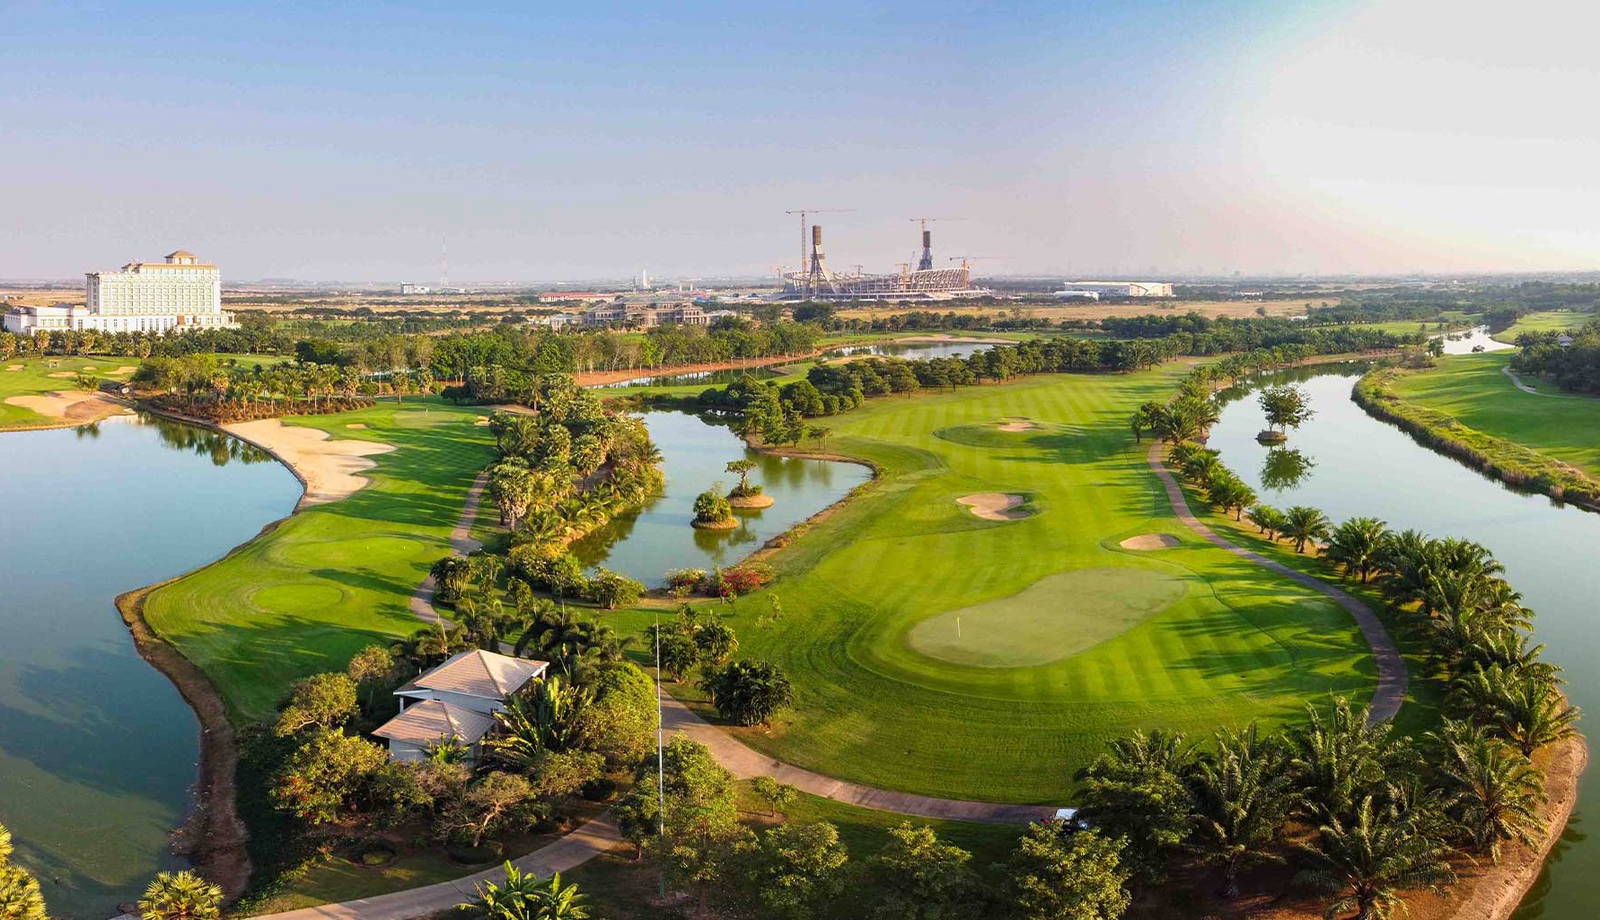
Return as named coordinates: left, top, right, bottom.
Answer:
left=109, top=365, right=138, bottom=375
left=4, top=365, right=20, bottom=371
left=957, top=492, right=1031, bottom=521
left=473, top=416, right=491, bottom=426
left=346, top=423, right=368, bottom=429
left=224, top=419, right=394, bottom=507
left=1120, top=533, right=1181, bottom=550
left=4, top=390, right=131, bottom=424
left=47, top=371, right=76, bottom=378
left=996, top=417, right=1041, bottom=432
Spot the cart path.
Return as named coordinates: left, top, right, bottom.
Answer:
left=1502, top=365, right=1577, bottom=398
left=408, top=470, right=488, bottom=626
left=660, top=689, right=1057, bottom=824
left=1146, top=442, right=1407, bottom=722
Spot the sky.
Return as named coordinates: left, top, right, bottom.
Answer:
left=4, top=0, right=1600, bottom=282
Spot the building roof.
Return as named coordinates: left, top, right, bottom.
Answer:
left=166, top=249, right=196, bottom=259
left=372, top=699, right=496, bottom=747
left=398, top=649, right=548, bottom=701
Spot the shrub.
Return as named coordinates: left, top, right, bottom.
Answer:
left=707, top=563, right=773, bottom=598
left=665, top=568, right=707, bottom=597
left=585, top=568, right=644, bottom=609
left=693, top=487, right=734, bottom=524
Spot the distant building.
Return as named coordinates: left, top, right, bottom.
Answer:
left=372, top=649, right=549, bottom=763
left=582, top=300, right=709, bottom=328
left=400, top=283, right=431, bottom=294
left=3, top=250, right=235, bottom=336
left=1054, top=281, right=1174, bottom=298
left=528, top=313, right=581, bottom=329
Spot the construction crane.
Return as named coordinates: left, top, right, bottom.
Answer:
left=947, top=255, right=999, bottom=272
left=784, top=209, right=854, bottom=284
left=908, top=217, right=962, bottom=270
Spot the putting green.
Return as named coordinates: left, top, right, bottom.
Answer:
left=906, top=568, right=1189, bottom=668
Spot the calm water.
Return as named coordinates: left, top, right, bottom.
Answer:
left=571, top=411, right=869, bottom=586
left=0, top=416, right=299, bottom=918
left=595, top=366, right=787, bottom=388
left=1208, top=365, right=1595, bottom=918
left=823, top=340, right=999, bottom=361
left=1437, top=324, right=1515, bottom=354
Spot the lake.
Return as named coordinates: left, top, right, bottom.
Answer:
left=822, top=340, right=1000, bottom=361
left=0, top=416, right=300, bottom=918
left=1208, top=365, right=1596, bottom=919
left=571, top=411, right=870, bottom=586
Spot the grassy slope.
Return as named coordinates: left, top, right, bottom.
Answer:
left=615, top=368, right=1376, bottom=803
left=0, top=353, right=293, bottom=428
left=1492, top=309, right=1589, bottom=343
left=1387, top=352, right=1600, bottom=479
left=140, top=398, right=494, bottom=722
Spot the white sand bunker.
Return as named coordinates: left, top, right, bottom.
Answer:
left=473, top=416, right=491, bottom=426
left=997, top=417, right=1041, bottom=432
left=4, top=390, right=130, bottom=423
left=224, top=419, right=394, bottom=507
left=47, top=371, right=76, bottom=378
left=346, top=423, right=368, bottom=429
left=4, top=365, right=21, bottom=371
left=109, top=365, right=138, bottom=375
left=957, top=492, right=1032, bottom=521
left=1120, top=533, right=1181, bottom=550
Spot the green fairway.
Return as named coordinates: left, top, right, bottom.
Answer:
left=139, top=398, right=495, bottom=721
left=0, top=356, right=132, bottom=428
left=1387, top=352, right=1600, bottom=478
left=907, top=567, right=1190, bottom=668
left=1492, top=309, right=1590, bottom=343
left=616, top=367, right=1378, bottom=803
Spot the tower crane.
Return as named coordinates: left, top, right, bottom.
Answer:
left=784, top=208, right=854, bottom=284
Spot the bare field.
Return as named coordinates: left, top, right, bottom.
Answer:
left=836, top=297, right=1332, bottom=322
left=0, top=287, right=85, bottom=307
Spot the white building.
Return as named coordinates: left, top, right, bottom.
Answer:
left=1055, top=281, right=1174, bottom=298
left=372, top=649, right=548, bottom=763
left=2, top=250, right=236, bottom=336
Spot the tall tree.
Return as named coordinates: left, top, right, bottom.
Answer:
left=1073, top=728, right=1197, bottom=882
left=1188, top=725, right=1297, bottom=898
left=1004, top=824, right=1132, bottom=920
left=866, top=823, right=978, bottom=920
left=1299, top=797, right=1457, bottom=920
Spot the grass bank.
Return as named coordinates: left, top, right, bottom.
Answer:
left=1356, top=356, right=1600, bottom=508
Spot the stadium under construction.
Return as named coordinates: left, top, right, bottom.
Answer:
left=779, top=224, right=990, bottom=301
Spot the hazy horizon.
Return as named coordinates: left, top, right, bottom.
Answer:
left=6, top=0, right=1600, bottom=282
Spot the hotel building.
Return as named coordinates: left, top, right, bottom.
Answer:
left=3, top=250, right=237, bottom=335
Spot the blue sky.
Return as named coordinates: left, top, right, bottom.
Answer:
left=4, top=1, right=1596, bottom=281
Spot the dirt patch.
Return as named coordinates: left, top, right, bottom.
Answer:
left=956, top=492, right=1031, bottom=521
left=222, top=419, right=394, bottom=507
left=729, top=493, right=775, bottom=509
left=116, top=583, right=252, bottom=901
left=996, top=417, right=1041, bottom=432
left=5, top=390, right=131, bottom=424
left=1120, top=533, right=1181, bottom=550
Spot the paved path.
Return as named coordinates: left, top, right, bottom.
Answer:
left=1145, top=443, right=1407, bottom=722
left=1502, top=365, right=1576, bottom=398
left=408, top=471, right=488, bottom=627
left=661, top=692, right=1059, bottom=825
left=252, top=815, right=622, bottom=920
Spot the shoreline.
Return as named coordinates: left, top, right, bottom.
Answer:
left=0, top=391, right=134, bottom=432
left=1353, top=366, right=1600, bottom=513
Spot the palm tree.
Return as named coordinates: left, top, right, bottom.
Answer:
left=1299, top=796, right=1457, bottom=920
left=1188, top=724, right=1297, bottom=898
left=1451, top=665, right=1580, bottom=756
left=1073, top=728, right=1198, bottom=881
left=1324, top=517, right=1388, bottom=582
left=137, top=870, right=223, bottom=920
left=1246, top=505, right=1287, bottom=540
left=465, top=863, right=590, bottom=920
left=1427, top=721, right=1545, bottom=862
left=1287, top=698, right=1404, bottom=823
left=1281, top=506, right=1332, bottom=554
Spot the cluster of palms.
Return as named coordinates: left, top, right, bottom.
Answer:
left=1075, top=697, right=1549, bottom=917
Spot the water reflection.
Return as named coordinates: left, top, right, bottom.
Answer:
left=570, top=410, right=868, bottom=585
left=823, top=341, right=998, bottom=361
left=1261, top=447, right=1316, bottom=492
left=142, top=413, right=274, bottom=465
left=597, top=366, right=786, bottom=388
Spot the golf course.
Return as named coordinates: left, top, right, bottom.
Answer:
left=618, top=365, right=1382, bottom=803
left=138, top=399, right=495, bottom=721
left=1385, top=351, right=1600, bottom=479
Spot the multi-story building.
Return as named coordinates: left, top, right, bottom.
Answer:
left=581, top=300, right=709, bottom=328
left=1054, top=281, right=1174, bottom=298
left=2, top=250, right=236, bottom=335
